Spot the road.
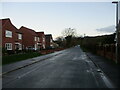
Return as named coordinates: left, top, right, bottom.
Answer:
left=2, top=46, right=115, bottom=88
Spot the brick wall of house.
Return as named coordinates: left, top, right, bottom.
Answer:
left=1, top=18, right=54, bottom=52
left=19, top=26, right=40, bottom=50
left=45, top=34, right=53, bottom=49
left=36, top=32, right=46, bottom=49
left=1, top=18, right=22, bottom=51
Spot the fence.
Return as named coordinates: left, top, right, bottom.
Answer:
left=96, top=44, right=118, bottom=62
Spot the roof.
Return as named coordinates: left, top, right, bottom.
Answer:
left=0, top=18, right=11, bottom=27
left=0, top=18, right=22, bottom=33
left=36, top=32, right=45, bottom=36
left=45, top=34, right=52, bottom=36
left=20, top=26, right=38, bottom=36
left=45, top=34, right=53, bottom=39
left=36, top=32, right=44, bottom=34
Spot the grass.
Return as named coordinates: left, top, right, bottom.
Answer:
left=2, top=52, right=41, bottom=65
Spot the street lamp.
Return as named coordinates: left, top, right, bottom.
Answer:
left=112, top=1, right=119, bottom=64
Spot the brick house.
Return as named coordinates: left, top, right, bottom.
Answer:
left=45, top=34, right=53, bottom=49
left=36, top=32, right=46, bottom=49
left=1, top=18, right=22, bottom=52
left=19, top=26, right=40, bottom=51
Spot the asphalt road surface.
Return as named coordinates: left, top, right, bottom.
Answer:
left=2, top=46, right=115, bottom=88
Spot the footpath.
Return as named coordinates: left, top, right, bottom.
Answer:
left=1, top=50, right=65, bottom=76
left=86, top=52, right=120, bottom=88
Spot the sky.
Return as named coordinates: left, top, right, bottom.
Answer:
left=1, top=0, right=119, bottom=39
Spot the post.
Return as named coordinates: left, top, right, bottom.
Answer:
left=118, top=20, right=120, bottom=63
left=116, top=2, right=119, bottom=64
left=112, top=1, right=119, bottom=64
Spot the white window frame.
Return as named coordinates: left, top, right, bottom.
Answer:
left=18, top=34, right=22, bottom=40
left=15, top=43, right=22, bottom=50
left=5, top=30, right=12, bottom=38
left=5, top=43, right=12, bottom=50
left=43, top=44, right=45, bottom=49
left=34, top=37, right=37, bottom=41
left=38, top=37, right=40, bottom=41
left=43, top=37, right=45, bottom=42
left=19, top=43, right=22, bottom=50
left=50, top=39, right=53, bottom=43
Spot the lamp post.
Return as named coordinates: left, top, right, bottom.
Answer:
left=112, top=1, right=119, bottom=64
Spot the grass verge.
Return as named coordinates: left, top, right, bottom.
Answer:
left=2, top=52, right=41, bottom=65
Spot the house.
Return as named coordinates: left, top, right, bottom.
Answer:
left=1, top=18, right=22, bottom=53
left=36, top=32, right=46, bottom=49
left=45, top=34, right=53, bottom=49
left=19, top=26, right=40, bottom=51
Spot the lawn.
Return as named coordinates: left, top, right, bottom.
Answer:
left=2, top=52, right=41, bottom=65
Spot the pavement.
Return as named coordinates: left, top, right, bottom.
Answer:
left=1, top=46, right=117, bottom=88
left=2, top=49, right=65, bottom=75
left=86, top=52, right=120, bottom=88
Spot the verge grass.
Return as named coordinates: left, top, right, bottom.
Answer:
left=2, top=52, right=41, bottom=65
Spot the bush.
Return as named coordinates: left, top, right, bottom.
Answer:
left=2, top=47, right=7, bottom=55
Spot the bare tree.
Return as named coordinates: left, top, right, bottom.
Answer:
left=62, top=28, right=76, bottom=37
left=61, top=28, right=77, bottom=47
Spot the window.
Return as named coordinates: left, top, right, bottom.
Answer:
left=18, top=34, right=22, bottom=40
left=43, top=44, right=45, bottom=49
left=43, top=38, right=45, bottom=42
left=38, top=37, right=40, bottom=41
left=34, top=37, right=37, bottom=41
left=15, top=43, right=22, bottom=50
left=5, top=43, right=12, bottom=50
left=19, top=44, right=22, bottom=50
left=50, top=39, right=53, bottom=43
left=6, top=30, right=12, bottom=38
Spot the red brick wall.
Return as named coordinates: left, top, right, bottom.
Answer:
left=2, top=19, right=22, bottom=51
left=37, top=32, right=46, bottom=49
left=19, top=26, right=39, bottom=50
left=45, top=35, right=53, bottom=49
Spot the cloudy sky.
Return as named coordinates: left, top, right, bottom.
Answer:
left=1, top=0, right=118, bottom=39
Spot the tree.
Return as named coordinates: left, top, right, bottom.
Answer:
left=55, top=36, right=66, bottom=48
left=62, top=28, right=77, bottom=48
left=62, top=28, right=76, bottom=37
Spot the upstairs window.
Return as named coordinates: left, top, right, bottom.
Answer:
left=43, top=37, right=45, bottom=42
left=34, top=37, right=37, bottom=41
left=38, top=37, right=40, bottom=41
left=50, top=39, right=53, bottom=43
left=6, top=30, right=12, bottom=38
left=18, top=34, right=22, bottom=40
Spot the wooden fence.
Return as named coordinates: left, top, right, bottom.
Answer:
left=96, top=44, right=117, bottom=62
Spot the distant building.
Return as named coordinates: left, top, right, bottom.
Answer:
left=1, top=18, right=22, bottom=52
left=19, top=26, right=40, bottom=51
left=45, top=34, right=53, bottom=49
left=36, top=32, right=46, bottom=49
